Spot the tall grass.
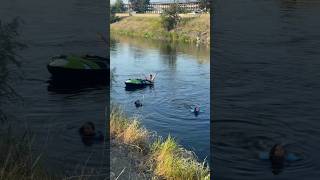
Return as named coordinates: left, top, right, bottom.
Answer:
left=0, top=132, right=54, bottom=180
left=110, top=14, right=210, bottom=44
left=110, top=106, right=210, bottom=179
left=151, top=136, right=210, bottom=180
left=110, top=105, right=149, bottom=150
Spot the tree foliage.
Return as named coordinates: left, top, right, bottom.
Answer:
left=0, top=18, right=26, bottom=121
left=111, top=0, right=126, bottom=13
left=0, top=18, right=25, bottom=95
left=199, top=0, right=211, bottom=11
left=160, top=3, right=181, bottom=31
left=129, top=0, right=150, bottom=13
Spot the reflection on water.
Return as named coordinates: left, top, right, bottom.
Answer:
left=111, top=34, right=210, bottom=64
left=111, top=35, right=210, bottom=160
left=213, top=0, right=320, bottom=179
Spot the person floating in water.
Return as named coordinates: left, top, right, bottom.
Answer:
left=134, top=100, right=143, bottom=107
left=190, top=105, right=200, bottom=116
left=194, top=105, right=200, bottom=115
left=269, top=144, right=286, bottom=175
left=79, top=122, right=104, bottom=146
left=259, top=143, right=301, bottom=175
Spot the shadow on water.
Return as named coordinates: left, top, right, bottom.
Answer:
left=124, top=85, right=154, bottom=92
left=47, top=79, right=107, bottom=94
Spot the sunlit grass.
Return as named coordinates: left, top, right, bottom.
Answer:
left=110, top=105, right=149, bottom=150
left=110, top=105, right=210, bottom=179
left=151, top=136, right=210, bottom=180
left=110, top=14, right=210, bottom=44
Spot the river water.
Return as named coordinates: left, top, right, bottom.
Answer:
left=213, top=0, right=320, bottom=179
left=0, top=0, right=108, bottom=177
left=110, top=36, right=210, bottom=160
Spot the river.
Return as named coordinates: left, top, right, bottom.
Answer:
left=110, top=35, right=210, bottom=160
left=213, top=0, right=320, bottom=179
left=0, top=0, right=108, bottom=177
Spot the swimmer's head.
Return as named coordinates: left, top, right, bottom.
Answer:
left=270, top=144, right=285, bottom=160
left=195, top=106, right=200, bottom=111
left=135, top=100, right=142, bottom=107
left=79, top=122, right=96, bottom=137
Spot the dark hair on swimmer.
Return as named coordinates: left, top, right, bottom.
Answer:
left=79, top=122, right=95, bottom=135
left=269, top=143, right=286, bottom=162
left=269, top=144, right=279, bottom=159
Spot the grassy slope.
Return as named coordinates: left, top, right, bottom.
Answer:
left=111, top=14, right=210, bottom=44
left=110, top=106, right=210, bottom=179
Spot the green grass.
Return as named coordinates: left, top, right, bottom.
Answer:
left=110, top=14, right=210, bottom=44
left=110, top=106, right=210, bottom=179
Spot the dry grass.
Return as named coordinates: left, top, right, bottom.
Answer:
left=0, top=131, right=106, bottom=180
left=110, top=105, right=149, bottom=150
left=110, top=106, right=210, bottom=179
left=110, top=14, right=210, bottom=44
left=0, top=132, right=55, bottom=180
left=151, top=136, right=210, bottom=180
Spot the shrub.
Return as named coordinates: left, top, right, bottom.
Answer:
left=129, top=0, right=150, bottom=13
left=160, top=3, right=181, bottom=31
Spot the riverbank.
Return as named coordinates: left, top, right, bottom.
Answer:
left=0, top=131, right=54, bottom=180
left=110, top=13, right=210, bottom=45
left=0, top=130, right=109, bottom=180
left=110, top=106, right=210, bottom=179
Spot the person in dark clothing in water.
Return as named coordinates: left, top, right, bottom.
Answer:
left=79, top=122, right=104, bottom=146
left=194, top=105, right=200, bottom=116
left=269, top=144, right=286, bottom=175
left=134, top=100, right=143, bottom=107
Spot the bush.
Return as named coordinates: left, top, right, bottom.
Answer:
left=110, top=11, right=120, bottom=23
left=129, top=0, right=150, bottom=13
left=160, top=3, right=181, bottom=31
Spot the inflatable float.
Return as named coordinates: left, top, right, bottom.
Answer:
left=47, top=55, right=108, bottom=82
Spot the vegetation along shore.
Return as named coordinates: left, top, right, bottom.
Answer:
left=110, top=105, right=210, bottom=180
left=110, top=0, right=211, bottom=44
left=111, top=13, right=210, bottom=45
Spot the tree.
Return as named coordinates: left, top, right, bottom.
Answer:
left=112, top=0, right=125, bottom=13
left=199, top=0, right=211, bottom=11
left=129, top=0, right=150, bottom=13
left=160, top=3, right=181, bottom=31
left=0, top=18, right=26, bottom=121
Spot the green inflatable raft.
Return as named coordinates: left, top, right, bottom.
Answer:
left=47, top=55, right=108, bottom=81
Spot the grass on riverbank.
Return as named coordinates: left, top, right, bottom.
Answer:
left=110, top=14, right=210, bottom=44
left=151, top=136, right=210, bottom=180
left=110, top=106, right=149, bottom=151
left=0, top=130, right=106, bottom=180
left=110, top=106, right=210, bottom=179
left=0, top=132, right=54, bottom=180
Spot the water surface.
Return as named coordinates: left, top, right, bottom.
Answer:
left=213, top=0, right=320, bottom=179
left=111, top=36, right=210, bottom=160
